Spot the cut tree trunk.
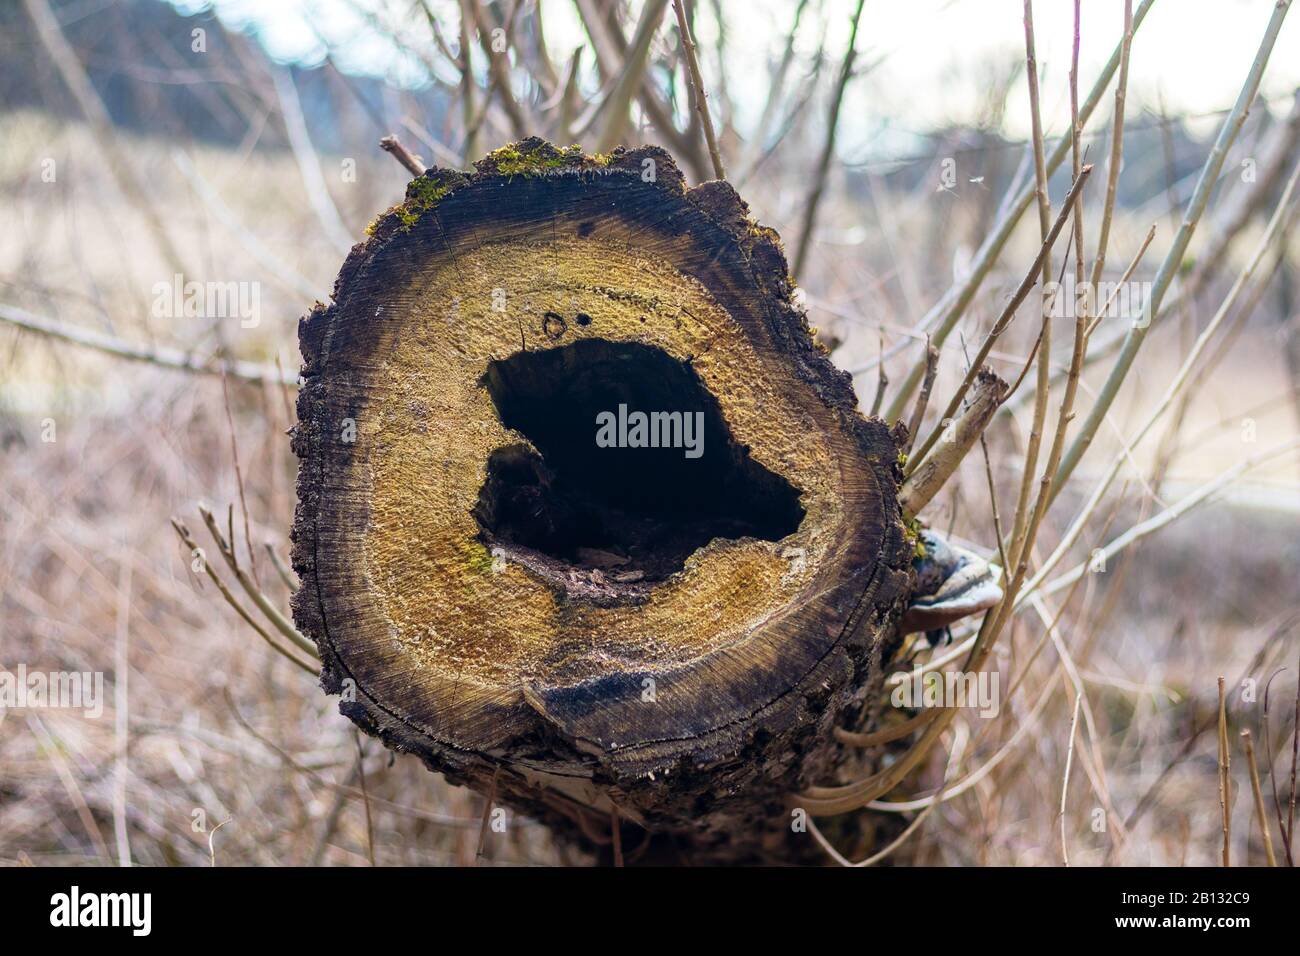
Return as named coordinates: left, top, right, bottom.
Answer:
left=292, top=138, right=915, bottom=864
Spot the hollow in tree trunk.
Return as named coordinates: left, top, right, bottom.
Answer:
left=292, top=139, right=916, bottom=864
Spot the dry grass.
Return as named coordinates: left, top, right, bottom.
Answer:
left=2, top=0, right=1299, bottom=867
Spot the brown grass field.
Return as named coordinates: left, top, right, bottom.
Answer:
left=2, top=0, right=1299, bottom=868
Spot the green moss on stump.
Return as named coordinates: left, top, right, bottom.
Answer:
left=482, top=140, right=583, bottom=176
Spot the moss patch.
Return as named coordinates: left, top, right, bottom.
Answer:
left=354, top=140, right=691, bottom=246
left=393, top=170, right=466, bottom=232
left=904, top=515, right=926, bottom=560
left=476, top=137, right=592, bottom=178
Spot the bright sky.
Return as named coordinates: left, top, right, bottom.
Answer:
left=176, top=0, right=1300, bottom=155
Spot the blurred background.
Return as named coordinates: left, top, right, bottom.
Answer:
left=1, top=0, right=1298, bottom=866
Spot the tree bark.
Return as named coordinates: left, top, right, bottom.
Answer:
left=292, top=138, right=914, bottom=864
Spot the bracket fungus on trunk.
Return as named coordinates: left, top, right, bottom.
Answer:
left=292, top=138, right=915, bottom=862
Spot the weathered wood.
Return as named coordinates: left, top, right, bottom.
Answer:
left=899, top=368, right=1007, bottom=516
left=292, top=138, right=914, bottom=863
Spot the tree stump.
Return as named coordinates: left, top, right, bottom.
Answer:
left=292, top=139, right=914, bottom=863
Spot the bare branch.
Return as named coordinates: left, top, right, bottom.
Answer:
left=671, top=0, right=726, bottom=180
left=903, top=341, right=939, bottom=453
left=791, top=0, right=865, bottom=277
left=909, top=165, right=1093, bottom=472
left=272, top=67, right=355, bottom=255
left=596, top=0, right=671, bottom=152
left=880, top=0, right=1157, bottom=421
left=899, top=368, right=1007, bottom=517
left=170, top=518, right=316, bottom=675
left=1053, top=0, right=1293, bottom=497
left=1242, top=730, right=1278, bottom=866
left=0, top=303, right=297, bottom=386
left=380, top=134, right=427, bottom=176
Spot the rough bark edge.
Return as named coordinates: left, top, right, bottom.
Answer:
left=290, top=139, right=914, bottom=836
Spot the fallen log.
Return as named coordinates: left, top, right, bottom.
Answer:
left=292, top=138, right=917, bottom=863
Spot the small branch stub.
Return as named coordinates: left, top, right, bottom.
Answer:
left=379, top=135, right=426, bottom=177
left=900, top=368, right=1008, bottom=517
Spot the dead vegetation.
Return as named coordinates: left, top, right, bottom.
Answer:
left=1, top=0, right=1299, bottom=866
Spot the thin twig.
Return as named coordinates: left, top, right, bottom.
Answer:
left=1263, top=669, right=1295, bottom=864
left=1039, top=438, right=1300, bottom=598
left=309, top=754, right=362, bottom=866
left=476, top=770, right=500, bottom=864
left=207, top=819, right=230, bottom=867
left=453, top=0, right=481, bottom=163
left=470, top=0, right=529, bottom=139
left=908, top=165, right=1093, bottom=471
left=0, top=303, right=296, bottom=386
left=671, top=0, right=725, bottom=181
left=1008, top=0, right=1055, bottom=565
left=791, top=0, right=866, bottom=277
left=880, top=0, right=1156, bottom=421
left=170, top=518, right=316, bottom=675
left=834, top=710, right=941, bottom=748
left=196, top=504, right=318, bottom=660
left=1001, top=225, right=1076, bottom=409
left=903, top=341, right=939, bottom=452
left=810, top=723, right=969, bottom=866
left=1219, top=676, right=1232, bottom=866
left=978, top=428, right=1010, bottom=575
left=900, top=368, right=1007, bottom=516
left=869, top=328, right=889, bottom=416
left=1085, top=222, right=1156, bottom=340
left=354, top=731, right=376, bottom=866
left=1241, top=730, right=1277, bottom=866
left=379, top=134, right=426, bottom=176
left=739, top=0, right=811, bottom=179
left=272, top=67, right=354, bottom=255
left=1053, top=0, right=1293, bottom=497
left=221, top=367, right=260, bottom=587
left=1290, top=655, right=1299, bottom=861
left=265, top=543, right=299, bottom=592
left=595, top=0, right=671, bottom=152
left=1088, top=0, right=1134, bottom=292
left=1060, top=693, right=1083, bottom=865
